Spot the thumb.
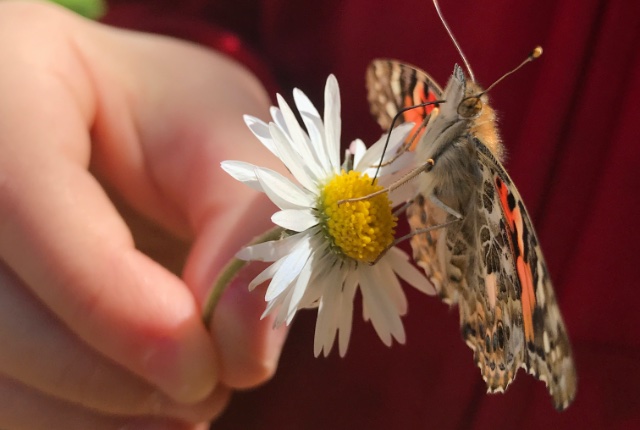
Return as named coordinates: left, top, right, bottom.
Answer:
left=187, top=193, right=289, bottom=389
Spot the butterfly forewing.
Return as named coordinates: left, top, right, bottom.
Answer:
left=366, top=60, right=443, bottom=151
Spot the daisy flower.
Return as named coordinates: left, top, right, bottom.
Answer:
left=221, top=75, right=435, bottom=357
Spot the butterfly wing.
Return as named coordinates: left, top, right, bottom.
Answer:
left=367, top=60, right=576, bottom=410
left=407, top=139, right=576, bottom=410
left=471, top=141, right=577, bottom=409
left=366, top=59, right=443, bottom=150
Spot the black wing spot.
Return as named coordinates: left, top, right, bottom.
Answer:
left=480, top=226, right=491, bottom=243
left=482, top=182, right=494, bottom=212
left=499, top=280, right=507, bottom=295
left=513, top=281, right=522, bottom=299
left=449, top=273, right=462, bottom=283
left=507, top=192, right=516, bottom=211
left=462, top=323, right=476, bottom=339
left=420, top=209, right=428, bottom=225
left=497, top=323, right=505, bottom=350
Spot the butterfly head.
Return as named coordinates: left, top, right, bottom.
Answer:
left=457, top=95, right=483, bottom=119
left=433, top=70, right=503, bottom=161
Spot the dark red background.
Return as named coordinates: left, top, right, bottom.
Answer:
left=104, top=1, right=640, bottom=428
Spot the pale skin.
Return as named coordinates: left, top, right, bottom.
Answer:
left=0, top=1, right=288, bottom=429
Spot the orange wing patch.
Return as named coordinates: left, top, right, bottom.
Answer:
left=495, top=176, right=536, bottom=344
left=402, top=82, right=439, bottom=150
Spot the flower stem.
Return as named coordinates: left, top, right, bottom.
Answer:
left=201, top=226, right=284, bottom=327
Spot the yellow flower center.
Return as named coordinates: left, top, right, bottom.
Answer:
left=319, top=170, right=397, bottom=263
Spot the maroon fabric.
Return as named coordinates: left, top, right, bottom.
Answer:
left=103, top=1, right=640, bottom=428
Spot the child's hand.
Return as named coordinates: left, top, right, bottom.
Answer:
left=0, top=2, right=286, bottom=428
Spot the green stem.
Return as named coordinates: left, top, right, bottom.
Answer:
left=201, top=226, right=284, bottom=327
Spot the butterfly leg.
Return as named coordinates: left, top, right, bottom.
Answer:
left=370, top=210, right=461, bottom=265
left=429, top=193, right=463, bottom=220
left=392, top=199, right=414, bottom=216
left=371, top=112, right=434, bottom=171
left=338, top=159, right=436, bottom=206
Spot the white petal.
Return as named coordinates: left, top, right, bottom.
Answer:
left=276, top=94, right=324, bottom=181
left=297, top=242, right=333, bottom=309
left=272, top=285, right=296, bottom=327
left=354, top=122, right=414, bottom=174
left=303, top=113, right=332, bottom=175
left=323, top=75, right=341, bottom=172
left=261, top=294, right=281, bottom=319
left=220, top=160, right=263, bottom=191
left=270, top=106, right=288, bottom=135
left=386, top=184, right=414, bottom=208
left=338, top=270, right=359, bottom=356
left=293, top=88, right=321, bottom=119
left=365, top=150, right=415, bottom=181
left=265, top=238, right=313, bottom=301
left=248, top=259, right=282, bottom=291
left=271, top=209, right=318, bottom=232
left=375, top=260, right=408, bottom=315
left=236, top=231, right=305, bottom=262
left=348, top=139, right=367, bottom=168
left=294, top=89, right=333, bottom=175
left=313, top=307, right=328, bottom=357
left=285, top=253, right=314, bottom=320
left=375, top=159, right=419, bottom=207
left=255, top=167, right=315, bottom=210
left=269, top=123, right=318, bottom=192
left=243, top=115, right=278, bottom=157
left=379, top=122, right=416, bottom=163
left=313, top=268, right=344, bottom=357
left=387, top=247, right=436, bottom=295
left=360, top=267, right=405, bottom=346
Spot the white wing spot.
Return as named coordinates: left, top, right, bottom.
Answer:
left=385, top=102, right=397, bottom=118
left=543, top=331, right=550, bottom=353
left=485, top=272, right=497, bottom=309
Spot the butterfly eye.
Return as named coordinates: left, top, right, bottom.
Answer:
left=457, top=96, right=483, bottom=118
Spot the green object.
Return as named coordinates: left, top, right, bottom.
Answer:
left=201, top=227, right=284, bottom=328
left=49, top=0, right=106, bottom=19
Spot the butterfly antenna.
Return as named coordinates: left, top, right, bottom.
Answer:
left=371, top=100, right=443, bottom=183
left=478, top=46, right=543, bottom=96
left=432, top=0, right=475, bottom=82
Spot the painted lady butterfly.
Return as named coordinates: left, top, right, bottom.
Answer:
left=365, top=24, right=577, bottom=411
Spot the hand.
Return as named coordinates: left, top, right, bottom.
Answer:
left=0, top=1, right=286, bottom=428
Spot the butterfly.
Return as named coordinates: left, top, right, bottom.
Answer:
left=365, top=54, right=577, bottom=410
